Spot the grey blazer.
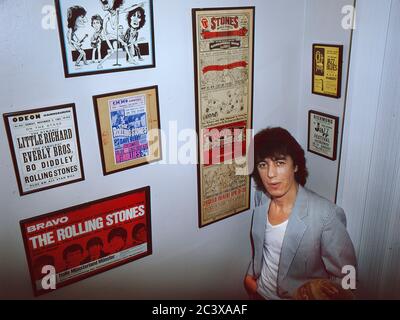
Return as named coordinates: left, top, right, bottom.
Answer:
left=247, top=185, right=357, bottom=299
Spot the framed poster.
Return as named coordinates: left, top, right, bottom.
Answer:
left=308, top=110, right=339, bottom=161
left=93, top=85, right=161, bottom=175
left=55, top=0, right=155, bottom=77
left=20, top=186, right=152, bottom=296
left=312, top=44, right=343, bottom=98
left=3, top=104, right=85, bottom=196
left=192, top=7, right=254, bottom=227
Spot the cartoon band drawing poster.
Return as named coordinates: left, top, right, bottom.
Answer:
left=193, top=7, right=254, bottom=227
left=20, top=187, right=152, bottom=296
left=308, top=110, right=339, bottom=161
left=55, top=0, right=155, bottom=77
left=312, top=44, right=343, bottom=98
left=93, top=86, right=161, bottom=175
left=3, top=104, right=84, bottom=196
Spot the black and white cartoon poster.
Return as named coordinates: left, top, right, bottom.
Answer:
left=55, top=0, right=155, bottom=77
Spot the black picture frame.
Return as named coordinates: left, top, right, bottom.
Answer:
left=307, top=110, right=339, bottom=161
left=3, top=103, right=85, bottom=196
left=312, top=44, right=343, bottom=99
left=55, top=0, right=156, bottom=77
left=20, top=186, right=152, bottom=296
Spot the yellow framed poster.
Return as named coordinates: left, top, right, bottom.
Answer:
left=312, top=44, right=343, bottom=98
left=192, top=7, right=254, bottom=227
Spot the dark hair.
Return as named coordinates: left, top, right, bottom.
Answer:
left=113, top=0, right=124, bottom=10
left=67, top=6, right=87, bottom=31
left=252, top=127, right=308, bottom=192
left=108, top=227, right=127, bottom=243
left=86, top=237, right=103, bottom=250
left=63, top=244, right=83, bottom=260
left=132, top=223, right=146, bottom=240
left=91, top=14, right=103, bottom=29
left=127, top=7, right=146, bottom=29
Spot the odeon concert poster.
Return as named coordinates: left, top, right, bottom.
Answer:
left=3, top=104, right=85, bottom=196
left=192, top=7, right=254, bottom=227
left=20, top=186, right=152, bottom=296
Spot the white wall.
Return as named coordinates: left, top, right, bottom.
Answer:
left=337, top=0, right=400, bottom=299
left=297, top=0, right=354, bottom=202
left=0, top=0, right=306, bottom=299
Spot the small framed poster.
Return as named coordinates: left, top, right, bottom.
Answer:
left=308, top=110, right=339, bottom=161
left=3, top=104, right=85, bottom=196
left=93, top=85, right=162, bottom=175
left=55, top=0, right=156, bottom=77
left=20, top=186, right=152, bottom=296
left=312, top=44, right=343, bottom=98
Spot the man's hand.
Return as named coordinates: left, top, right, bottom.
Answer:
left=244, top=275, right=258, bottom=297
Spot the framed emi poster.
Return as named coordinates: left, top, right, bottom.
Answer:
left=55, top=0, right=156, bottom=77
left=93, top=85, right=162, bottom=175
left=312, top=44, right=343, bottom=98
left=20, top=186, right=152, bottom=296
left=308, top=110, right=339, bottom=161
left=3, top=104, right=85, bottom=196
left=192, top=7, right=254, bottom=227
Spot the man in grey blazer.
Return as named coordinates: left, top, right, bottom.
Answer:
left=244, top=127, right=357, bottom=299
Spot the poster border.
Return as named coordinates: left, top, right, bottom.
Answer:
left=93, top=85, right=162, bottom=176
left=54, top=0, right=156, bottom=78
left=192, top=6, right=254, bottom=228
left=311, top=43, right=343, bottom=99
left=3, top=103, right=85, bottom=196
left=307, top=110, right=339, bottom=161
left=19, top=185, right=152, bottom=296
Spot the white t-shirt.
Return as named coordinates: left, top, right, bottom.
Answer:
left=256, top=216, right=288, bottom=300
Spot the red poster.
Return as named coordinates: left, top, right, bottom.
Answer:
left=20, top=186, right=152, bottom=296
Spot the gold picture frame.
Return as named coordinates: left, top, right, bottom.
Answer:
left=312, top=44, right=343, bottom=98
left=93, top=86, right=162, bottom=175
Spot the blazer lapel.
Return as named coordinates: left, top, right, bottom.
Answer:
left=278, top=186, right=308, bottom=283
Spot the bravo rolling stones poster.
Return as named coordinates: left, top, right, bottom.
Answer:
left=20, top=187, right=152, bottom=296
left=192, top=7, right=254, bottom=227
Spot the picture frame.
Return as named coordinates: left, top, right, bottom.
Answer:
left=3, top=104, right=85, bottom=196
left=20, top=186, right=152, bottom=296
left=192, top=7, right=254, bottom=228
left=307, top=110, right=339, bottom=161
left=55, top=0, right=156, bottom=77
left=312, top=44, right=343, bottom=98
left=93, top=85, right=162, bottom=175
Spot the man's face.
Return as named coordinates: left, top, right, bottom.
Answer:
left=88, top=244, right=102, bottom=259
left=257, top=155, right=298, bottom=199
left=65, top=250, right=83, bottom=268
left=92, top=19, right=102, bottom=31
left=130, top=11, right=142, bottom=28
left=109, top=236, right=125, bottom=254
left=76, top=15, right=87, bottom=28
left=101, top=0, right=113, bottom=11
left=134, top=227, right=146, bottom=243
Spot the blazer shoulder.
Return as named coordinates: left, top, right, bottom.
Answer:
left=303, top=187, right=345, bottom=224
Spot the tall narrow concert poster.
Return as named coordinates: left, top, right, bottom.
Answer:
left=192, top=7, right=254, bottom=227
